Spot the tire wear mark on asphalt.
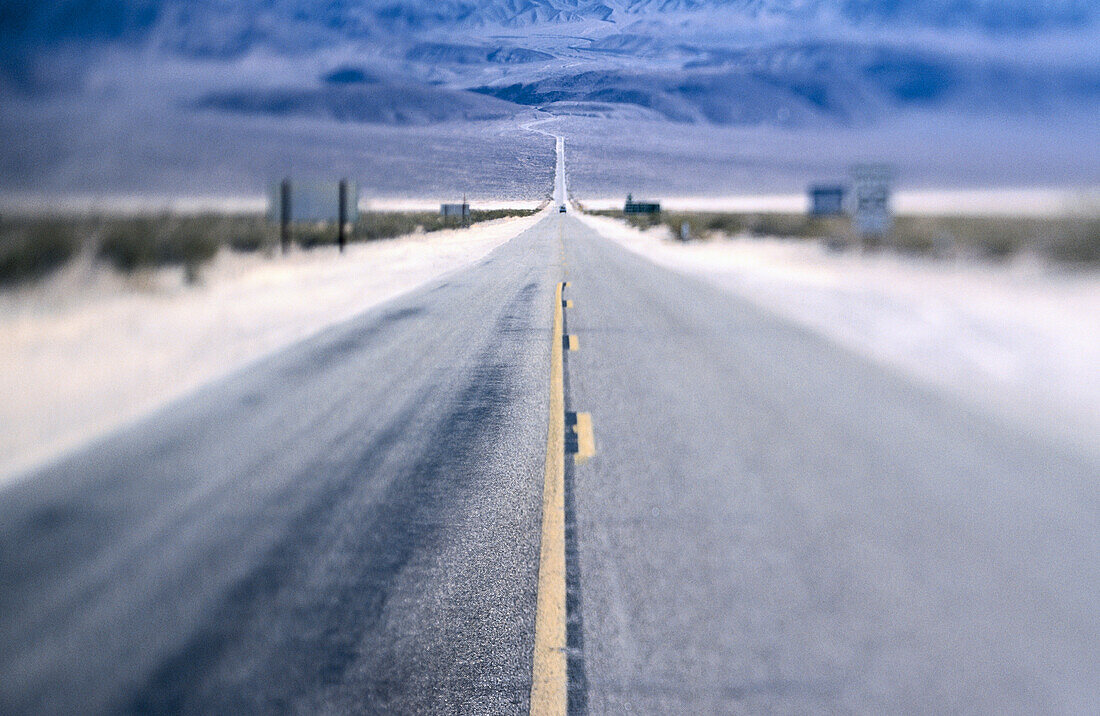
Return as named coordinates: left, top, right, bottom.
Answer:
left=126, top=276, right=545, bottom=714
left=380, top=306, right=425, bottom=324
left=127, top=400, right=425, bottom=713
left=275, top=307, right=423, bottom=382
left=561, top=296, right=590, bottom=714
left=0, top=370, right=373, bottom=637
left=0, top=371, right=432, bottom=714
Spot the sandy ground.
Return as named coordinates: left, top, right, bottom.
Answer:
left=576, top=212, right=1100, bottom=456
left=0, top=210, right=546, bottom=482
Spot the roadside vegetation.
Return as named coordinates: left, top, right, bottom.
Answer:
left=299, top=209, right=535, bottom=248
left=0, top=219, right=82, bottom=287
left=0, top=209, right=535, bottom=287
left=592, top=210, right=1100, bottom=264
left=98, top=216, right=231, bottom=280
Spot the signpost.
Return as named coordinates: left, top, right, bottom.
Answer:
left=441, top=200, right=471, bottom=227
left=338, top=179, right=348, bottom=252
left=279, top=178, right=291, bottom=254
left=269, top=179, right=359, bottom=253
left=808, top=185, right=846, bottom=216
left=849, top=164, right=895, bottom=245
left=624, top=194, right=660, bottom=215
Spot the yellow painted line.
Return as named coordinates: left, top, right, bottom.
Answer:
left=530, top=281, right=567, bottom=715
left=562, top=299, right=573, bottom=308
left=563, top=335, right=578, bottom=351
left=572, top=412, right=595, bottom=465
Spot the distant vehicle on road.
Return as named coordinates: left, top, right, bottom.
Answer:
left=559, top=205, right=567, bottom=213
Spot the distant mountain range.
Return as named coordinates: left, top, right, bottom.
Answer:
left=2, top=1, right=1098, bottom=128
left=4, top=1, right=1095, bottom=46
left=472, top=41, right=1100, bottom=125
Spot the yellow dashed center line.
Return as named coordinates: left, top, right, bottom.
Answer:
left=563, top=335, right=578, bottom=351
left=571, top=412, right=595, bottom=465
left=530, top=281, right=567, bottom=715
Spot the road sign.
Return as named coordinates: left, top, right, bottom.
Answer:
left=440, top=203, right=470, bottom=218
left=849, top=164, right=895, bottom=237
left=809, top=185, right=846, bottom=216
left=268, top=180, right=359, bottom=224
left=624, top=194, right=660, bottom=214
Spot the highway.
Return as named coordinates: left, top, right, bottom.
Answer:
left=1, top=153, right=1098, bottom=713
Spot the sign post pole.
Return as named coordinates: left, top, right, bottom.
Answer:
left=280, top=178, right=291, bottom=255
left=270, top=179, right=357, bottom=249
left=338, top=179, right=348, bottom=253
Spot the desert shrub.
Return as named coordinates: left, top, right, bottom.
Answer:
left=1046, top=218, right=1100, bottom=264
left=589, top=210, right=657, bottom=229
left=227, top=221, right=275, bottom=253
left=160, top=221, right=220, bottom=268
left=0, top=220, right=81, bottom=286
left=97, top=218, right=163, bottom=272
left=98, top=217, right=220, bottom=278
left=723, top=213, right=847, bottom=238
left=277, top=210, right=493, bottom=250
left=592, top=210, right=848, bottom=239
left=295, top=224, right=340, bottom=249
left=349, top=209, right=536, bottom=244
left=892, top=216, right=1025, bottom=260
left=626, top=213, right=664, bottom=230
left=891, top=230, right=937, bottom=255
left=701, top=214, right=748, bottom=234
left=888, top=217, right=940, bottom=255
left=354, top=212, right=434, bottom=241
left=469, top=208, right=536, bottom=222
left=594, top=210, right=846, bottom=239
left=596, top=206, right=1100, bottom=263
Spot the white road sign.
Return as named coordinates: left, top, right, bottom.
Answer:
left=849, top=164, right=895, bottom=236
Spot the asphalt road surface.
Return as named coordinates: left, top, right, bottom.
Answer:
left=2, top=209, right=1097, bottom=714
